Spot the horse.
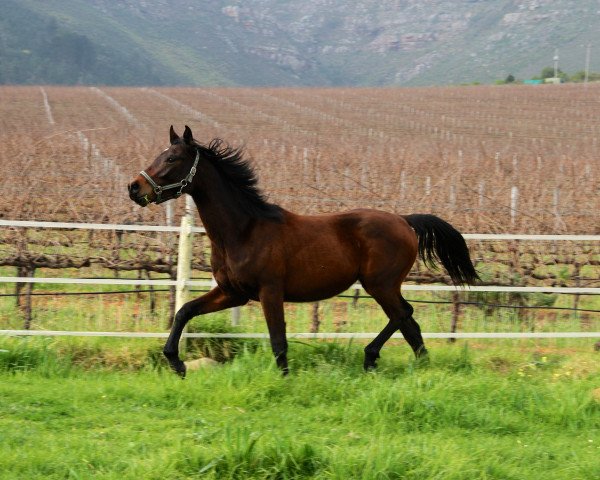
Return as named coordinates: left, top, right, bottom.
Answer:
left=128, top=125, right=479, bottom=377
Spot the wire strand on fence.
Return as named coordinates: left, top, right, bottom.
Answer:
left=2, top=289, right=598, bottom=313
left=1, top=277, right=598, bottom=294
left=1, top=330, right=598, bottom=340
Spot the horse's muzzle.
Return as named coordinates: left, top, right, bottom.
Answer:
left=128, top=181, right=151, bottom=206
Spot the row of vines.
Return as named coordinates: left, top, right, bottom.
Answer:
left=0, top=84, right=598, bottom=333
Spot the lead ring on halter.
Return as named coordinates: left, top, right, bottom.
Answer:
left=139, top=149, right=200, bottom=204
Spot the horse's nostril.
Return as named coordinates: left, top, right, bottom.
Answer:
left=129, top=182, right=140, bottom=194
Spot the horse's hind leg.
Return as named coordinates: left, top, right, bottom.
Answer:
left=258, top=286, right=289, bottom=375
left=398, top=296, right=428, bottom=359
left=363, top=317, right=399, bottom=370
left=363, top=287, right=427, bottom=370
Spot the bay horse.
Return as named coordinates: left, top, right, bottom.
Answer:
left=128, top=126, right=479, bottom=376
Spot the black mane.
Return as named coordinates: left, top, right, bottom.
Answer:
left=196, top=139, right=284, bottom=222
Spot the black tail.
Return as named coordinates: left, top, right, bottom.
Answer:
left=404, top=214, right=480, bottom=286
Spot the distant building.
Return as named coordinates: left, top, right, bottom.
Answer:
left=544, top=77, right=563, bottom=84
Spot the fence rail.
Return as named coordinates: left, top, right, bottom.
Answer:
left=2, top=219, right=599, bottom=240
left=0, top=219, right=206, bottom=233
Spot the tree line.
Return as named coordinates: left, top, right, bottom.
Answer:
left=499, top=67, right=600, bottom=85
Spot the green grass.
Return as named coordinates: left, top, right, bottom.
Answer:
left=0, top=337, right=599, bottom=479
left=2, top=279, right=598, bottom=335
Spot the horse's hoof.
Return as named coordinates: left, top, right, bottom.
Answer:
left=363, top=357, right=378, bottom=371
left=415, top=346, right=429, bottom=359
left=364, top=362, right=377, bottom=372
left=170, top=361, right=187, bottom=378
left=364, top=350, right=379, bottom=371
left=414, top=347, right=430, bottom=366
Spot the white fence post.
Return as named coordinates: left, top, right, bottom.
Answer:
left=510, top=186, right=518, bottom=227
left=231, top=307, right=240, bottom=327
left=176, top=197, right=195, bottom=346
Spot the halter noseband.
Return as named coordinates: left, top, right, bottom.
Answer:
left=139, top=149, right=200, bottom=204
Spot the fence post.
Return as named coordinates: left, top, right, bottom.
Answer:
left=510, top=186, right=518, bottom=227
left=176, top=196, right=195, bottom=347
left=449, top=291, right=460, bottom=343
left=231, top=307, right=240, bottom=326
left=165, top=202, right=177, bottom=327
left=310, top=302, right=320, bottom=333
left=22, top=266, right=35, bottom=330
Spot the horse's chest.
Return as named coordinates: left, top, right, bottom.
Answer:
left=211, top=251, right=259, bottom=299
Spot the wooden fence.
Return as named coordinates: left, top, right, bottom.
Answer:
left=0, top=206, right=599, bottom=339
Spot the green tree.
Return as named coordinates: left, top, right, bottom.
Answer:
left=540, top=66, right=568, bottom=81
left=570, top=70, right=600, bottom=82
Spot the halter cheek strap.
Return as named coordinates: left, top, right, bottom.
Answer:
left=139, top=149, right=200, bottom=204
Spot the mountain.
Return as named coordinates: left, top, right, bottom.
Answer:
left=1, top=0, right=598, bottom=86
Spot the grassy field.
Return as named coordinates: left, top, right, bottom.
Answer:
left=2, top=263, right=598, bottom=336
left=1, top=335, right=599, bottom=479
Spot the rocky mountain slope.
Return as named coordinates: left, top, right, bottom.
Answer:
left=2, top=0, right=598, bottom=86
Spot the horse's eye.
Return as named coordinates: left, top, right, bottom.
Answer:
left=166, top=156, right=176, bottom=163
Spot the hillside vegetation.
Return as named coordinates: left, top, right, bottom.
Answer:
left=2, top=0, right=600, bottom=86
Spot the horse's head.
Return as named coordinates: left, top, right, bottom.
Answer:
left=128, top=125, right=200, bottom=206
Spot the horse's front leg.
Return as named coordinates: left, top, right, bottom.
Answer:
left=164, top=286, right=247, bottom=377
left=259, top=286, right=288, bottom=375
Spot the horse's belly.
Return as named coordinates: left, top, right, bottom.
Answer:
left=283, top=267, right=357, bottom=302
left=282, top=232, right=361, bottom=302
left=284, top=285, right=355, bottom=302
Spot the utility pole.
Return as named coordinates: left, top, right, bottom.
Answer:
left=553, top=49, right=559, bottom=78
left=584, top=43, right=592, bottom=86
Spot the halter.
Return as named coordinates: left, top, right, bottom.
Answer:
left=139, top=149, right=200, bottom=204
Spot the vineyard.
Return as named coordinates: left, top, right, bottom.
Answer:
left=0, top=84, right=598, bottom=335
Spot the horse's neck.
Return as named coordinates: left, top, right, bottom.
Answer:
left=190, top=183, right=252, bottom=251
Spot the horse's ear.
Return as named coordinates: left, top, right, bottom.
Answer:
left=183, top=125, right=194, bottom=145
left=169, top=125, right=180, bottom=144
